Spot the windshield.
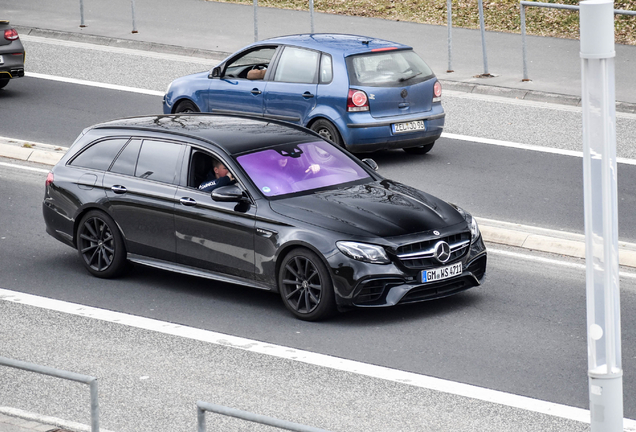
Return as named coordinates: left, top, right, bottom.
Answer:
left=346, top=49, right=434, bottom=87
left=236, top=141, right=371, bottom=197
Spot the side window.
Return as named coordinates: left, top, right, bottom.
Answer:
left=69, top=138, right=129, bottom=171
left=319, top=54, right=333, bottom=84
left=274, top=47, right=320, bottom=84
left=135, top=140, right=182, bottom=184
left=110, top=139, right=141, bottom=176
left=224, top=46, right=277, bottom=80
left=189, top=150, right=217, bottom=189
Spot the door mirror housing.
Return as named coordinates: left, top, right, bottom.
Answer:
left=361, top=158, right=378, bottom=171
left=211, top=184, right=247, bottom=202
left=209, top=66, right=221, bottom=79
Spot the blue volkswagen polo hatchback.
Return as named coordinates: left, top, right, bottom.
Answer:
left=163, top=34, right=445, bottom=154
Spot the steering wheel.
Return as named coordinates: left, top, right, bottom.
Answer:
left=251, top=63, right=268, bottom=71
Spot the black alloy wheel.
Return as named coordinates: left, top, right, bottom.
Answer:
left=278, top=248, right=336, bottom=321
left=77, top=210, right=126, bottom=278
left=310, top=119, right=343, bottom=147
left=174, top=100, right=200, bottom=113
left=403, top=142, right=435, bottom=154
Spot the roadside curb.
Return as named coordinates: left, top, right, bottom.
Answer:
left=0, top=407, right=115, bottom=432
left=14, top=25, right=636, bottom=114
left=2, top=135, right=635, bottom=269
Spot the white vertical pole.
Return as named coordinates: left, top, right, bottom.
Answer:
left=580, top=1, right=623, bottom=431
left=447, top=0, right=453, bottom=73
left=253, top=0, right=258, bottom=42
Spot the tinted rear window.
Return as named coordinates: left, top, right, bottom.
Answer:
left=346, top=50, right=434, bottom=87
left=135, top=140, right=182, bottom=184
left=69, top=138, right=128, bottom=171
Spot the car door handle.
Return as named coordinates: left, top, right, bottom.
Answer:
left=398, top=102, right=409, bottom=108
left=179, top=197, right=198, bottom=206
left=302, top=91, right=314, bottom=99
left=111, top=185, right=127, bottom=194
left=251, top=88, right=262, bottom=95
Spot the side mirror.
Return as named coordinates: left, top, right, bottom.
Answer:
left=211, top=184, right=247, bottom=202
left=361, top=158, right=378, bottom=171
left=209, top=66, right=221, bottom=79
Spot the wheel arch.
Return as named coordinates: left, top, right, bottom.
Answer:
left=306, top=116, right=347, bottom=148
left=72, top=205, right=124, bottom=248
left=273, top=240, right=335, bottom=293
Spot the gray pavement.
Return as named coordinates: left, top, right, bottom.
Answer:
left=2, top=1, right=636, bottom=430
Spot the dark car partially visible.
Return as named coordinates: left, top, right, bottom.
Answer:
left=0, top=21, right=25, bottom=89
left=43, top=114, right=487, bottom=321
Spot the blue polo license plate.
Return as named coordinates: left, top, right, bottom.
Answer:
left=421, top=262, right=462, bottom=283
left=392, top=120, right=425, bottom=134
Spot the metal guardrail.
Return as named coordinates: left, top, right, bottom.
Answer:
left=520, top=1, right=636, bottom=81
left=0, top=356, right=100, bottom=432
left=196, top=401, right=333, bottom=432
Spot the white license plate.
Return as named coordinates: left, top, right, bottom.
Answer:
left=0, top=55, right=3, bottom=65
left=392, top=120, right=425, bottom=134
left=421, top=262, right=462, bottom=283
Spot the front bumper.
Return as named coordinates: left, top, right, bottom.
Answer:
left=328, top=235, right=487, bottom=309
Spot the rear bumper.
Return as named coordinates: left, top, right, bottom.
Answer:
left=341, top=107, right=445, bottom=153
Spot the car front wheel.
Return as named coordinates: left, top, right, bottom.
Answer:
left=77, top=210, right=127, bottom=278
left=278, top=248, right=336, bottom=321
left=174, top=100, right=200, bottom=113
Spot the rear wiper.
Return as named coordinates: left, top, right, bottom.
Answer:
left=399, top=72, right=422, bottom=82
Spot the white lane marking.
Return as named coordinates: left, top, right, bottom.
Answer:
left=0, top=161, right=49, bottom=174
left=444, top=89, right=636, bottom=121
left=442, top=132, right=636, bottom=166
left=488, top=248, right=636, bottom=280
left=21, top=34, right=222, bottom=65
left=25, top=72, right=164, bottom=96
left=0, top=287, right=633, bottom=428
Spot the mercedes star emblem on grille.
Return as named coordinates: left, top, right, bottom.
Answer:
left=434, top=241, right=451, bottom=263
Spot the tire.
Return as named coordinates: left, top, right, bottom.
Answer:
left=310, top=119, right=343, bottom=147
left=76, top=210, right=127, bottom=278
left=174, top=100, right=200, bottom=113
left=0, top=78, right=9, bottom=89
left=403, top=142, right=435, bottom=155
left=278, top=248, right=336, bottom=321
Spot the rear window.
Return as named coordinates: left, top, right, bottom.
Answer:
left=346, top=50, right=434, bottom=87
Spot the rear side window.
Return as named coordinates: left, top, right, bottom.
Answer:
left=134, top=140, right=182, bottom=184
left=320, top=54, right=333, bottom=84
left=110, top=139, right=142, bottom=176
left=274, top=47, right=320, bottom=84
left=346, top=50, right=434, bottom=87
left=69, top=138, right=129, bottom=171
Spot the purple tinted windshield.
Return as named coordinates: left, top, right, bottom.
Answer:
left=237, top=141, right=370, bottom=197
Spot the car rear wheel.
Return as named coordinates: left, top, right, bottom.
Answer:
left=174, top=100, right=200, bottom=113
left=403, top=142, right=435, bottom=154
left=77, top=210, right=127, bottom=278
left=278, top=248, right=336, bottom=321
left=310, top=119, right=343, bottom=147
left=0, top=78, right=10, bottom=89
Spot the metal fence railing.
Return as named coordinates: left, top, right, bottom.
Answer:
left=196, top=401, right=333, bottom=432
left=0, top=356, right=100, bottom=432
left=520, top=1, right=636, bottom=81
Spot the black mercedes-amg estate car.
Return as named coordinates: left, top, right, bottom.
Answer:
left=43, top=114, right=487, bottom=320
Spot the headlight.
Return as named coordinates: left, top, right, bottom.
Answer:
left=336, top=241, right=390, bottom=264
left=452, top=204, right=481, bottom=243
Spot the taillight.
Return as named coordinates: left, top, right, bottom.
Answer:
left=347, top=89, right=369, bottom=112
left=46, top=172, right=54, bottom=187
left=433, top=81, right=442, bottom=103
left=4, top=29, right=19, bottom=41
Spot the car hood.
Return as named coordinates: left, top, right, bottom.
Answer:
left=269, top=180, right=466, bottom=238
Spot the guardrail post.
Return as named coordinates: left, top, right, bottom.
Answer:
left=477, top=0, right=489, bottom=75
left=131, top=0, right=138, bottom=33
left=447, top=0, right=453, bottom=72
left=253, top=0, right=259, bottom=41
left=79, top=0, right=86, bottom=27
left=309, top=0, right=315, bottom=33
left=520, top=2, right=529, bottom=81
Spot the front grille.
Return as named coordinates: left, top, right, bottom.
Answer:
left=395, top=231, right=471, bottom=269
